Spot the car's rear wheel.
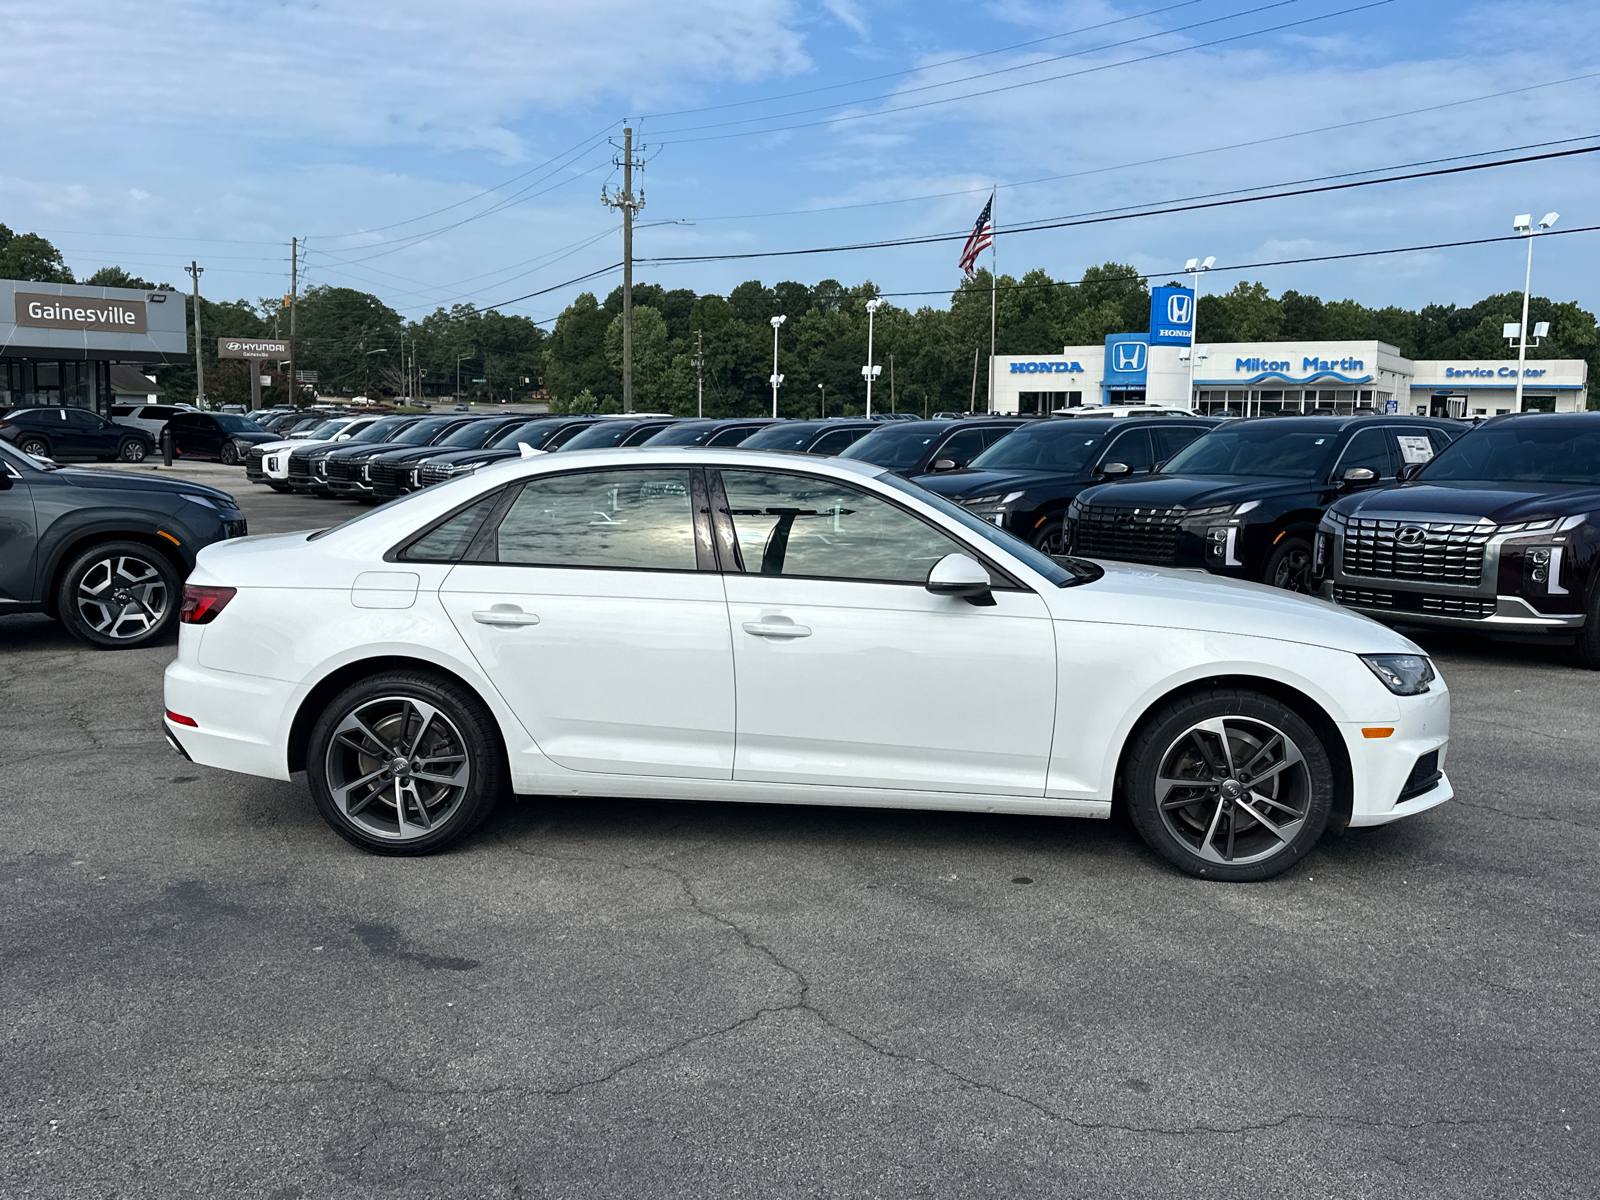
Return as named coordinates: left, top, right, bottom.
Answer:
left=219, top=442, right=241, bottom=466
left=119, top=438, right=148, bottom=463
left=19, top=436, right=50, bottom=458
left=307, top=672, right=505, bottom=855
left=56, top=540, right=180, bottom=650
left=1263, top=535, right=1314, bottom=592
left=1124, top=688, right=1334, bottom=881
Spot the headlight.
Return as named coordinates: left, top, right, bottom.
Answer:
left=361, top=464, right=371, bottom=481
left=181, top=493, right=219, bottom=509
left=1360, top=653, right=1435, bottom=695
left=449, top=462, right=481, bottom=476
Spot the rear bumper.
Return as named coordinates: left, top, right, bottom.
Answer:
left=163, top=658, right=297, bottom=781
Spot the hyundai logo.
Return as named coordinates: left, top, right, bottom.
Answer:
left=1111, top=342, right=1147, bottom=372
left=1396, top=526, right=1426, bottom=547
left=1167, top=294, right=1193, bottom=326
left=1115, top=511, right=1134, bottom=527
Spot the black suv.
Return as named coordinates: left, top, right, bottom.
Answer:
left=553, top=416, right=685, bottom=451
left=321, top=416, right=479, bottom=500
left=288, top=415, right=427, bottom=496
left=167, top=411, right=276, bottom=464
left=1069, top=415, right=1464, bottom=589
left=1, top=407, right=156, bottom=463
left=639, top=418, right=779, bottom=448
left=367, top=415, right=530, bottom=501
left=736, top=419, right=877, bottom=455
left=414, top=417, right=603, bottom=488
left=838, top=417, right=1029, bottom=477
left=1316, top=412, right=1600, bottom=665
left=0, top=439, right=246, bottom=648
left=913, top=415, right=1216, bottom=553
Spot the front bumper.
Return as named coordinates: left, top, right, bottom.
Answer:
left=1319, top=582, right=1585, bottom=632
left=1343, top=681, right=1452, bottom=827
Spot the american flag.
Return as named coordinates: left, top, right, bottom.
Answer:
left=958, top=194, right=994, bottom=279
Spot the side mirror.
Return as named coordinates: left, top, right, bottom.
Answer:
left=1396, top=462, right=1424, bottom=482
left=1341, top=466, right=1378, bottom=487
left=931, top=458, right=958, bottom=472
left=926, top=552, right=995, bottom=606
left=1098, top=461, right=1132, bottom=478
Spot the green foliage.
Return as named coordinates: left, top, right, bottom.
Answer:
left=0, top=224, right=73, bottom=282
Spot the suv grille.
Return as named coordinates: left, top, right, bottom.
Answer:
left=245, top=447, right=267, bottom=478
left=287, top=454, right=314, bottom=482
left=370, top=460, right=401, bottom=489
left=1074, top=505, right=1183, bottom=564
left=326, top=457, right=359, bottom=482
left=1332, top=586, right=1495, bottom=619
left=419, top=462, right=452, bottom=486
left=1340, top=518, right=1490, bottom=586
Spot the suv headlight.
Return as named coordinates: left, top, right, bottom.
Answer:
left=961, top=491, right=1024, bottom=525
left=449, top=462, right=481, bottom=476
left=1360, top=653, right=1435, bottom=695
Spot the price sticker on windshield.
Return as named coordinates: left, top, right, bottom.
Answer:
left=1396, top=435, right=1434, bottom=465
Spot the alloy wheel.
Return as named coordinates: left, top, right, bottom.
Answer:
left=121, top=440, right=147, bottom=462
left=324, top=696, right=472, bottom=841
left=1271, top=544, right=1313, bottom=592
left=1154, top=716, right=1311, bottom=866
left=20, top=438, right=49, bottom=458
left=1033, top=521, right=1067, bottom=556
left=75, top=555, right=171, bottom=640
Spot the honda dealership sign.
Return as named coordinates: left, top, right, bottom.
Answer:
left=1148, top=286, right=1194, bottom=346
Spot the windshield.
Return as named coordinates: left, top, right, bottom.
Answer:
left=1419, top=422, right=1600, bottom=485
left=641, top=421, right=719, bottom=446
left=307, top=419, right=349, bottom=438
left=742, top=422, right=826, bottom=450
left=559, top=421, right=642, bottom=451
left=878, top=473, right=1089, bottom=587
left=214, top=415, right=264, bottom=433
left=1162, top=426, right=1339, bottom=478
left=969, top=424, right=1106, bottom=472
left=349, top=417, right=409, bottom=442
left=390, top=418, right=456, bottom=446
left=488, top=420, right=553, bottom=449
left=839, top=423, right=949, bottom=469
left=436, top=420, right=502, bottom=449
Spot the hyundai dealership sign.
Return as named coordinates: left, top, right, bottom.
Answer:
left=1148, top=286, right=1194, bottom=346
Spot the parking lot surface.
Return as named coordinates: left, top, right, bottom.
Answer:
left=3, top=466, right=1597, bottom=1198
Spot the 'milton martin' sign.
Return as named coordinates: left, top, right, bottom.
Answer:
left=15, top=292, right=148, bottom=334
left=218, top=337, right=292, bottom=359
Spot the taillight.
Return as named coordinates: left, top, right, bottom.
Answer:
left=180, top=584, right=236, bottom=624
left=165, top=710, right=198, bottom=727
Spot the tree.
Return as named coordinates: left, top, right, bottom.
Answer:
left=0, top=224, right=73, bottom=282
left=84, top=266, right=165, bottom=290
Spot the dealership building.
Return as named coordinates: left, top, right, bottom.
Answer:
left=991, top=285, right=1589, bottom=418
left=1, top=279, right=189, bottom=416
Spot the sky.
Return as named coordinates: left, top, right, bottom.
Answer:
left=2, top=0, right=1596, bottom=331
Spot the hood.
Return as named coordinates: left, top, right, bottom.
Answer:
left=229, top=430, right=278, bottom=444
left=370, top=444, right=454, bottom=464
left=48, top=466, right=237, bottom=505
left=1078, top=473, right=1316, bottom=510
left=1332, top=480, right=1600, bottom=524
left=257, top=436, right=339, bottom=452
left=915, top=467, right=1088, bottom=499
left=1056, top=560, right=1419, bottom=656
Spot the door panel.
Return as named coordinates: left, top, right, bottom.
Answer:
left=0, top=470, right=38, bottom=603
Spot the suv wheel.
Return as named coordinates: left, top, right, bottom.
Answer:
left=1263, top=535, right=1314, bottom=592
left=56, top=540, right=180, bottom=650
left=219, top=442, right=241, bottom=466
left=1124, top=688, right=1334, bottom=881
left=119, top=438, right=148, bottom=463
left=18, top=436, right=50, bottom=458
left=1575, top=582, right=1600, bottom=669
left=306, top=672, right=506, bottom=855
left=1031, top=518, right=1067, bottom=556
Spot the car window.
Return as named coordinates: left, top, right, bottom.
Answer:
left=740, top=423, right=820, bottom=451
left=808, top=427, right=865, bottom=455
left=1152, top=424, right=1207, bottom=463
left=558, top=421, right=644, bottom=451
left=214, top=415, right=264, bottom=433
left=718, top=469, right=963, bottom=584
left=838, top=423, right=949, bottom=469
left=399, top=492, right=503, bottom=563
left=66, top=409, right=99, bottom=427
left=707, top=425, right=761, bottom=447
left=979, top=426, right=1016, bottom=448
left=935, top=428, right=987, bottom=468
left=969, top=424, right=1108, bottom=471
left=1335, top=427, right=1396, bottom=478
left=111, top=405, right=134, bottom=417
left=1101, top=427, right=1155, bottom=471
left=1418, top=423, right=1600, bottom=485
left=544, top=422, right=598, bottom=449
left=492, top=469, right=696, bottom=571
left=1162, top=426, right=1340, bottom=478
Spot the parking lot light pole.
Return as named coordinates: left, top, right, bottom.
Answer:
left=1184, top=256, right=1214, bottom=412
left=1510, top=212, right=1558, bottom=413
left=863, top=299, right=883, bottom=417
left=770, top=315, right=786, bottom=417
left=456, top=354, right=472, bottom=403
left=817, top=381, right=825, bottom=418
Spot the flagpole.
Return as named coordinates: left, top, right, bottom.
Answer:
left=987, top=190, right=997, bottom=414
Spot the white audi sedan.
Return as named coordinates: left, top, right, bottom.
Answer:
left=163, top=448, right=1450, bottom=881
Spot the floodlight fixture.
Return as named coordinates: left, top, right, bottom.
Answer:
left=1533, top=321, right=1551, bottom=338
left=1513, top=214, right=1532, bottom=232
left=1540, top=212, right=1559, bottom=230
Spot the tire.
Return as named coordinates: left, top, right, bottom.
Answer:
left=55, top=539, right=181, bottom=650
left=1574, top=583, right=1600, bottom=669
left=269, top=483, right=294, bottom=493
left=1123, top=688, right=1334, bottom=882
left=1031, top=517, right=1068, bottom=556
left=120, top=439, right=148, bottom=463
left=1262, top=535, right=1314, bottom=592
left=19, top=436, right=50, bottom=459
left=219, top=442, right=241, bottom=466
left=306, top=671, right=506, bottom=855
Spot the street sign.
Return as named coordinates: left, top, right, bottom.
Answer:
left=471, top=377, right=486, bottom=383
left=218, top=337, right=291, bottom=359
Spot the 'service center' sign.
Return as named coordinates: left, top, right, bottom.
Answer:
left=15, top=292, right=148, bottom=334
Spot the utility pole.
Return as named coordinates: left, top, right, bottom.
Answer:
left=184, top=261, right=204, bottom=406
left=287, top=237, right=299, bottom=407
left=601, top=126, right=646, bottom=412
left=692, top=330, right=704, bottom=418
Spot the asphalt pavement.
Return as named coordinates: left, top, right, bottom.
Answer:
left=2, top=465, right=1596, bottom=1198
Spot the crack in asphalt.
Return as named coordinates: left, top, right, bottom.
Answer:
left=1448, top=796, right=1599, bottom=832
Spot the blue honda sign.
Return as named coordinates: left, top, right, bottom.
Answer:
left=1149, top=286, right=1194, bottom=346
left=1103, top=333, right=1149, bottom=387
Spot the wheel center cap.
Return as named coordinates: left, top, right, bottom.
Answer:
left=389, top=756, right=411, bottom=777
left=113, top=590, right=131, bottom=604
left=1220, top=778, right=1245, bottom=801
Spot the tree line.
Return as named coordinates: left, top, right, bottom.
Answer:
left=3, top=221, right=1595, bottom=411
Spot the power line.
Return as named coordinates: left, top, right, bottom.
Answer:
left=652, top=0, right=1393, bottom=144
left=637, top=143, right=1600, bottom=265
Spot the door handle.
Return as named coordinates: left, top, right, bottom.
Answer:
left=472, top=608, right=540, bottom=626
left=742, top=619, right=811, bottom=638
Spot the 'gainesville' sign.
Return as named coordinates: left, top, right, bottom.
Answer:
left=15, top=292, right=148, bottom=334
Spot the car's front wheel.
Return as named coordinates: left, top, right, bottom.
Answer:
left=120, top=438, right=148, bottom=463
left=1124, top=688, right=1334, bottom=881
left=1031, top=517, right=1067, bottom=556
left=219, top=442, right=241, bottom=466
left=56, top=540, right=181, bottom=649
left=1263, top=535, right=1314, bottom=592
left=306, top=672, right=506, bottom=855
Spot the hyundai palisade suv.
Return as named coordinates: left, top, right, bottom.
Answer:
left=735, top=419, right=877, bottom=455
left=1069, top=416, right=1465, bottom=590
left=367, top=416, right=531, bottom=501
left=913, top=415, right=1216, bottom=553
left=289, top=415, right=427, bottom=495
left=1316, top=412, right=1600, bottom=666
left=414, top=417, right=603, bottom=488
left=0, top=439, right=245, bottom=648
left=838, top=417, right=1029, bottom=477
left=322, top=416, right=482, bottom=501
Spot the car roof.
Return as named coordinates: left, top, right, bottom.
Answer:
left=1479, top=411, right=1600, bottom=429
left=1219, top=414, right=1461, bottom=432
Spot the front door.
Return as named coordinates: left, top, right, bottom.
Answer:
left=713, top=468, right=1057, bottom=795
left=440, top=466, right=735, bottom=779
left=0, top=464, right=37, bottom=605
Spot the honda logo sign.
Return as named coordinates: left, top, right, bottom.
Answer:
left=1167, top=293, right=1193, bottom=326
left=1112, top=341, right=1147, bottom=373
